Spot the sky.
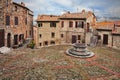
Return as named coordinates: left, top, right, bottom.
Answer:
left=14, top=0, right=120, bottom=22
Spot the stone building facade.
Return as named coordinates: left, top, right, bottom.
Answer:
left=33, top=26, right=38, bottom=47
left=36, top=10, right=96, bottom=47
left=36, top=15, right=61, bottom=47
left=59, top=10, right=96, bottom=45
left=96, top=21, right=113, bottom=47
left=0, top=0, right=33, bottom=47
left=112, top=21, right=120, bottom=49
left=96, top=21, right=120, bottom=49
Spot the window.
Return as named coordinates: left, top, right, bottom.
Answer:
left=39, top=43, right=42, bottom=46
left=51, top=41, right=55, bottom=45
left=75, top=21, right=78, bottom=28
left=50, top=22, right=56, bottom=27
left=6, top=15, right=10, bottom=26
left=69, top=21, right=73, bottom=27
left=61, top=34, right=64, bottom=38
left=15, top=6, right=17, bottom=11
left=44, top=41, right=48, bottom=46
left=25, top=18, right=27, bottom=25
left=87, top=23, right=90, bottom=32
left=75, top=21, right=84, bottom=28
left=98, top=35, right=101, bottom=40
left=39, top=34, right=42, bottom=38
left=78, top=35, right=81, bottom=40
left=61, top=21, right=64, bottom=28
left=51, top=32, right=55, bottom=38
left=38, top=23, right=42, bottom=27
left=81, top=22, right=84, bottom=28
left=6, top=0, right=8, bottom=7
left=29, top=30, right=31, bottom=36
left=15, top=17, right=18, bottom=25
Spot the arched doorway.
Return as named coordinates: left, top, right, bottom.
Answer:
left=7, top=33, right=11, bottom=47
left=0, top=29, right=5, bottom=47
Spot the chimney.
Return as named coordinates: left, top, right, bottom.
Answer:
left=67, top=11, right=70, bottom=14
left=20, top=2, right=25, bottom=6
left=88, top=11, right=92, bottom=14
left=82, top=9, right=85, bottom=14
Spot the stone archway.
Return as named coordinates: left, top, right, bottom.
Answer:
left=7, top=33, right=11, bottom=47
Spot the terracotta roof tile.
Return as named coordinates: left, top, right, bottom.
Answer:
left=95, top=21, right=114, bottom=30
left=114, top=20, right=120, bottom=25
left=36, top=15, right=59, bottom=22
left=59, top=11, right=93, bottom=19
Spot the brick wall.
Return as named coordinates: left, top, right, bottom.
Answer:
left=0, top=0, right=33, bottom=47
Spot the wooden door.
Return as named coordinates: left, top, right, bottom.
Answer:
left=72, top=35, right=76, bottom=43
left=14, top=35, right=18, bottom=45
left=7, top=33, right=11, bottom=47
left=103, top=34, right=108, bottom=45
left=0, top=29, right=5, bottom=47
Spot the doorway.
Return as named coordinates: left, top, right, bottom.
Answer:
left=0, top=29, right=5, bottom=47
left=14, top=35, right=18, bottom=45
left=72, top=35, right=77, bottom=43
left=7, top=33, right=11, bottom=47
left=103, top=34, right=108, bottom=45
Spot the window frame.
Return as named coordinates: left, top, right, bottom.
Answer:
left=6, top=15, right=10, bottom=26
left=38, top=23, right=43, bottom=27
left=61, top=21, right=64, bottom=28
left=15, top=16, right=18, bottom=25
left=39, top=34, right=42, bottom=38
left=61, top=34, right=64, bottom=38
left=69, top=21, right=73, bottom=28
left=78, top=35, right=81, bottom=40
left=51, top=32, right=55, bottom=38
left=50, top=22, right=56, bottom=27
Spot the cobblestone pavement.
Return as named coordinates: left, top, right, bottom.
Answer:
left=0, top=45, right=120, bottom=80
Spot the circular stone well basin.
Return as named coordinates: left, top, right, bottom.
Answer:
left=66, top=43, right=94, bottom=58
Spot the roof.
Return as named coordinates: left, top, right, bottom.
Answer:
left=36, top=15, right=60, bottom=22
left=13, top=2, right=33, bottom=12
left=95, top=21, right=114, bottom=30
left=59, top=10, right=95, bottom=19
left=114, top=20, right=120, bottom=26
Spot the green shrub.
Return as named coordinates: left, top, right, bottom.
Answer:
left=28, top=40, right=35, bottom=49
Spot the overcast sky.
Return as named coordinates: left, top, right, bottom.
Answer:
left=14, top=0, right=120, bottom=21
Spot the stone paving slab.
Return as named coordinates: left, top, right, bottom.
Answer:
left=0, top=45, right=120, bottom=80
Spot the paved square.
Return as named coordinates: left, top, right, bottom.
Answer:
left=0, top=45, right=120, bottom=80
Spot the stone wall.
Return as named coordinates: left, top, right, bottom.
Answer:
left=0, top=1, right=33, bottom=47
left=38, top=21, right=60, bottom=47
left=60, top=20, right=85, bottom=44
left=97, top=30, right=112, bottom=47
left=112, top=35, right=120, bottom=49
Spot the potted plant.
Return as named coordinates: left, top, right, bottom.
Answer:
left=29, top=40, right=35, bottom=49
left=82, top=39, right=85, bottom=43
